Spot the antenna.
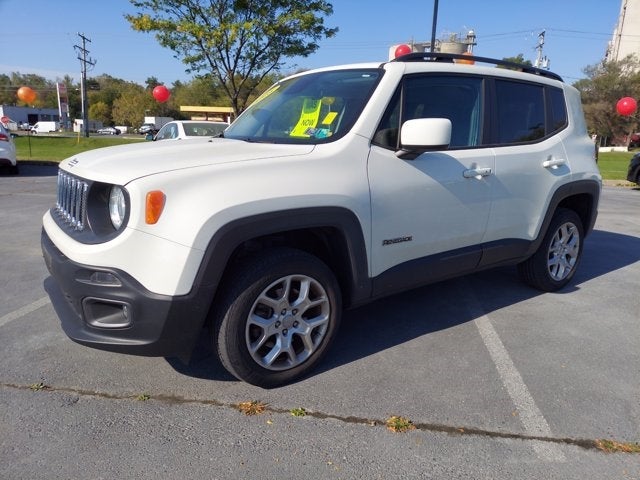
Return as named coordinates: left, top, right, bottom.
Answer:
left=534, top=30, right=550, bottom=70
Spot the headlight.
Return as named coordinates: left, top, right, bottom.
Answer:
left=108, top=186, right=127, bottom=229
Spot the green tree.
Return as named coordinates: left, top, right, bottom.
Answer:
left=499, top=54, right=533, bottom=69
left=574, top=55, right=640, bottom=146
left=89, top=101, right=111, bottom=126
left=170, top=77, right=219, bottom=110
left=145, top=76, right=162, bottom=90
left=126, top=0, right=337, bottom=114
left=7, top=73, right=58, bottom=108
left=112, top=83, right=153, bottom=127
left=0, top=74, right=14, bottom=105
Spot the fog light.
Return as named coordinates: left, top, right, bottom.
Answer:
left=76, top=270, right=122, bottom=287
left=89, top=271, right=121, bottom=286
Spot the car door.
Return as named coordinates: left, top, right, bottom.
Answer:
left=482, top=80, right=571, bottom=248
left=367, top=74, right=495, bottom=291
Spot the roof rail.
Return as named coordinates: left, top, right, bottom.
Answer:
left=390, top=52, right=563, bottom=82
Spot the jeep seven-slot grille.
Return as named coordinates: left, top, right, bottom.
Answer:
left=56, top=171, right=88, bottom=230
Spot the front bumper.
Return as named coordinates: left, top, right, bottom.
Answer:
left=41, top=229, right=214, bottom=359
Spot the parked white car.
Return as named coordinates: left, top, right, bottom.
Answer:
left=42, top=53, right=601, bottom=387
left=0, top=123, right=18, bottom=174
left=153, top=120, right=228, bottom=141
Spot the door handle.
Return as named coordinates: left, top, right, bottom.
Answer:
left=542, top=158, right=566, bottom=169
left=463, top=167, right=492, bottom=179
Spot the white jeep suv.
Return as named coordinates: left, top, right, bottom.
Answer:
left=42, top=53, right=601, bottom=387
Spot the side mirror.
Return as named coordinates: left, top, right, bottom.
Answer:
left=396, top=118, right=452, bottom=160
left=145, top=133, right=154, bottom=141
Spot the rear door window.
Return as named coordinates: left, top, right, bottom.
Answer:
left=494, top=80, right=546, bottom=144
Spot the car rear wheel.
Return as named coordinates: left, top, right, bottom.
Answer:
left=213, top=247, right=341, bottom=388
left=518, top=208, right=584, bottom=292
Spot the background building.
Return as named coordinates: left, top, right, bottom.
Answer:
left=0, top=105, right=60, bottom=130
left=606, top=0, right=640, bottom=63
left=388, top=30, right=477, bottom=61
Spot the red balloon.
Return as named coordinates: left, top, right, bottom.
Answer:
left=394, top=44, right=412, bottom=58
left=616, top=97, right=637, bottom=116
left=17, top=86, right=37, bottom=104
left=152, top=85, right=171, bottom=103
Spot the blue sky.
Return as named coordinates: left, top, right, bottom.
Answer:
left=0, top=0, right=622, bottom=85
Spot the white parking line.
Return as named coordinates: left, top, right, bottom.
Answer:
left=463, top=288, right=566, bottom=462
left=0, top=297, right=50, bottom=328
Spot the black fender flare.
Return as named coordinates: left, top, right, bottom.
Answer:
left=527, top=179, right=601, bottom=257
left=192, top=207, right=372, bottom=307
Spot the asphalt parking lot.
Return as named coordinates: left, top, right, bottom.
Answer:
left=1, top=165, right=639, bottom=479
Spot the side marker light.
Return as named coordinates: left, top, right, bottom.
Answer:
left=145, top=190, right=166, bottom=224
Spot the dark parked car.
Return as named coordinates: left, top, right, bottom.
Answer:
left=627, top=152, right=640, bottom=186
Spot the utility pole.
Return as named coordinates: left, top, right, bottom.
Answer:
left=430, top=0, right=439, bottom=53
left=74, top=33, right=96, bottom=138
left=534, top=30, right=550, bottom=70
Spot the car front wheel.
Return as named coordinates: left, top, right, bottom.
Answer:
left=518, top=208, right=584, bottom=292
left=213, top=247, right=342, bottom=388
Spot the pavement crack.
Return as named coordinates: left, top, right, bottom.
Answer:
left=2, top=382, right=635, bottom=454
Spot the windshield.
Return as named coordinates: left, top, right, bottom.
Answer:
left=224, top=68, right=383, bottom=144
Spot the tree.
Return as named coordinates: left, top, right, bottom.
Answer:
left=126, top=0, right=337, bottom=114
left=4, top=73, right=58, bottom=108
left=112, top=83, right=154, bottom=127
left=501, top=54, right=532, bottom=66
left=170, top=76, right=224, bottom=107
left=574, top=55, right=640, bottom=146
left=0, top=74, right=14, bottom=105
left=89, top=101, right=111, bottom=126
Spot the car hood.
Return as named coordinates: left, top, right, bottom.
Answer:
left=60, top=139, right=315, bottom=185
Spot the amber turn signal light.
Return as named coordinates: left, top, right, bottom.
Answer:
left=145, top=190, right=166, bottom=224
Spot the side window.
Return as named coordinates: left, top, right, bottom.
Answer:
left=548, top=87, right=568, bottom=133
left=373, top=75, right=483, bottom=149
left=495, top=80, right=545, bottom=144
left=184, top=124, right=196, bottom=136
left=372, top=88, right=401, bottom=148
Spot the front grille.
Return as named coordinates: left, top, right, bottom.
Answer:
left=55, top=171, right=89, bottom=230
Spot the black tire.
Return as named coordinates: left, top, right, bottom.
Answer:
left=10, top=165, right=19, bottom=175
left=518, top=208, right=584, bottom=292
left=213, top=247, right=342, bottom=388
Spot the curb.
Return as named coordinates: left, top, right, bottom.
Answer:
left=17, top=160, right=59, bottom=167
left=602, top=179, right=636, bottom=188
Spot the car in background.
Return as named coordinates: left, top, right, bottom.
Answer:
left=627, top=152, right=640, bottom=186
left=96, top=126, right=121, bottom=135
left=139, top=123, right=157, bottom=135
left=153, top=120, right=228, bottom=141
left=0, top=123, right=18, bottom=175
